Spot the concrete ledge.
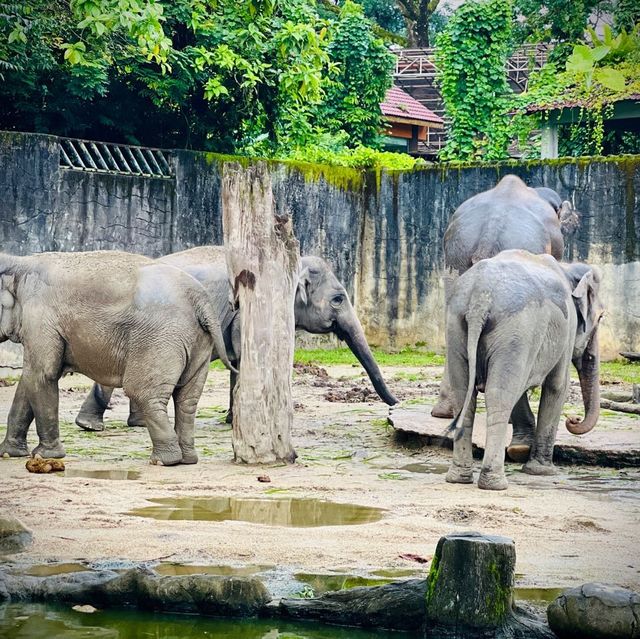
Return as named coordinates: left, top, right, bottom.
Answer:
left=388, top=404, right=640, bottom=468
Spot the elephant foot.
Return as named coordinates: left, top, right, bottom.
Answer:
left=478, top=470, right=508, bottom=491
left=180, top=447, right=199, bottom=465
left=150, top=441, right=182, bottom=467
left=127, top=414, right=146, bottom=427
left=445, top=464, right=474, bottom=484
left=0, top=438, right=30, bottom=458
left=431, top=401, right=454, bottom=419
left=76, top=412, right=105, bottom=432
left=32, top=441, right=66, bottom=459
left=522, top=458, right=558, bottom=476
left=506, top=444, right=531, bottom=463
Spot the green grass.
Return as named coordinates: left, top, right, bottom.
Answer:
left=294, top=347, right=444, bottom=367
left=598, top=360, right=639, bottom=385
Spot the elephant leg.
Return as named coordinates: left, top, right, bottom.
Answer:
left=523, top=365, right=568, bottom=476
left=127, top=399, right=145, bottom=427
left=445, top=391, right=476, bottom=484
left=0, top=379, right=34, bottom=457
left=432, top=271, right=457, bottom=419
left=225, top=368, right=238, bottom=424
left=76, top=384, right=114, bottom=432
left=29, top=375, right=65, bottom=459
left=506, top=393, right=536, bottom=462
left=432, top=360, right=454, bottom=419
left=173, top=365, right=209, bottom=465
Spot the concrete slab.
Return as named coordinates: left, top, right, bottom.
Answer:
left=388, top=403, right=640, bottom=468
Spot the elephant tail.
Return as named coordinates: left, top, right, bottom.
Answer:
left=187, top=287, right=238, bottom=374
left=447, top=297, right=489, bottom=440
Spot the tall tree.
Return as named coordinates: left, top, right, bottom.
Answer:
left=395, top=0, right=441, bottom=47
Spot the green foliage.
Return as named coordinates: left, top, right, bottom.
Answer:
left=351, top=0, right=406, bottom=37
left=294, top=347, right=445, bottom=367
left=514, top=25, right=640, bottom=155
left=436, top=0, right=514, bottom=161
left=318, top=1, right=394, bottom=148
left=0, top=0, right=393, bottom=153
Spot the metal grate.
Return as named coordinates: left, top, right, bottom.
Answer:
left=59, top=137, right=173, bottom=178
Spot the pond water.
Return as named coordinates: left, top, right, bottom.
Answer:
left=0, top=603, right=416, bottom=639
left=154, top=563, right=273, bottom=577
left=126, top=497, right=384, bottom=527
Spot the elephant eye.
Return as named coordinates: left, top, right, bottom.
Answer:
left=331, top=295, right=344, bottom=307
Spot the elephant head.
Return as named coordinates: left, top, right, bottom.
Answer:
left=534, top=186, right=580, bottom=236
left=562, top=263, right=604, bottom=435
left=295, top=256, right=398, bottom=406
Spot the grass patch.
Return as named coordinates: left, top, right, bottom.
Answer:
left=598, top=360, right=639, bottom=385
left=294, top=347, right=444, bottom=368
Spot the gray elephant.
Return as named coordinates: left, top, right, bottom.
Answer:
left=0, top=250, right=234, bottom=466
left=75, top=246, right=398, bottom=431
left=445, top=250, right=603, bottom=490
left=433, top=175, right=580, bottom=460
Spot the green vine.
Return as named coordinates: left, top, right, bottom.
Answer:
left=435, top=0, right=514, bottom=161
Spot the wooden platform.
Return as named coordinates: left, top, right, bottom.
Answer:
left=388, top=404, right=640, bottom=468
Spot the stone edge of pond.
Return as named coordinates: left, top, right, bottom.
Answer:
left=0, top=565, right=554, bottom=636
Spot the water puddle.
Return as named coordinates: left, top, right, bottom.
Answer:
left=154, top=563, right=273, bottom=577
left=64, top=469, right=141, bottom=481
left=294, top=572, right=395, bottom=595
left=13, top=563, right=90, bottom=577
left=126, top=496, right=384, bottom=527
left=371, top=568, right=423, bottom=578
left=514, top=587, right=564, bottom=604
left=398, top=462, right=449, bottom=475
left=0, top=603, right=410, bottom=639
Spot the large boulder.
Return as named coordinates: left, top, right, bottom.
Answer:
left=0, top=514, right=32, bottom=554
left=548, top=583, right=640, bottom=639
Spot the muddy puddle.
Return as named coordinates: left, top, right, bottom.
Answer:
left=294, top=572, right=395, bottom=594
left=63, top=469, right=141, bottom=481
left=0, top=603, right=411, bottom=639
left=126, top=496, right=385, bottom=527
left=153, top=563, right=273, bottom=577
left=10, top=563, right=90, bottom=577
left=514, top=587, right=564, bottom=603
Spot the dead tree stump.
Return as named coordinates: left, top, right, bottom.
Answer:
left=222, top=161, right=299, bottom=464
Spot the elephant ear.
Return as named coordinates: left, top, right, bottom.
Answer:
left=572, top=270, right=599, bottom=335
left=0, top=274, right=17, bottom=336
left=559, top=200, right=580, bottom=235
left=297, top=266, right=310, bottom=305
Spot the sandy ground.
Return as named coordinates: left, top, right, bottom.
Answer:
left=1, top=362, right=639, bottom=592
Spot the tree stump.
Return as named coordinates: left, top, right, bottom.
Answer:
left=222, top=161, right=299, bottom=464
left=426, top=531, right=515, bottom=630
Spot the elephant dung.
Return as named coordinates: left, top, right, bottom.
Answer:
left=26, top=458, right=65, bottom=474
left=547, top=582, right=640, bottom=639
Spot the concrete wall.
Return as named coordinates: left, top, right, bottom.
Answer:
left=0, top=131, right=638, bottom=361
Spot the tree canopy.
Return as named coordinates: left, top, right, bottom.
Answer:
left=0, top=0, right=393, bottom=153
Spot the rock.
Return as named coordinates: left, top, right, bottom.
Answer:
left=0, top=514, right=33, bottom=554
left=72, top=604, right=97, bottom=613
left=547, top=582, right=640, bottom=639
left=278, top=579, right=426, bottom=630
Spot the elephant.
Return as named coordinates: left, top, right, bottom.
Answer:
left=75, top=246, right=398, bottom=432
left=444, top=250, right=603, bottom=490
left=0, top=250, right=234, bottom=466
left=432, top=174, right=581, bottom=460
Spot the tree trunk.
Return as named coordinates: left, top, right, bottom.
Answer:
left=222, top=161, right=299, bottom=464
left=426, top=532, right=515, bottom=630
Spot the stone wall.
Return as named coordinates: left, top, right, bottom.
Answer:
left=0, top=131, right=638, bottom=361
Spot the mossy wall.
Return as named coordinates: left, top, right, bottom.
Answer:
left=0, top=132, right=638, bottom=358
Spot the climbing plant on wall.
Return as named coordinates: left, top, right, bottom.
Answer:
left=435, top=0, right=514, bottom=161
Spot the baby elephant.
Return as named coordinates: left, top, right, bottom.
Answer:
left=445, top=250, right=603, bottom=490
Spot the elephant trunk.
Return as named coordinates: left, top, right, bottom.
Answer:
left=336, top=311, right=398, bottom=406
left=566, top=332, right=600, bottom=435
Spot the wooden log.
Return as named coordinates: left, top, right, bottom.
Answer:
left=600, top=399, right=640, bottom=415
left=222, top=161, right=299, bottom=464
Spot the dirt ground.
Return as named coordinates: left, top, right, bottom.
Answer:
left=1, top=361, right=639, bottom=593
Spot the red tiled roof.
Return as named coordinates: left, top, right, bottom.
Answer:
left=380, top=85, right=444, bottom=125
